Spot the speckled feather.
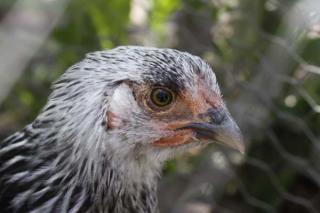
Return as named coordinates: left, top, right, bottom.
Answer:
left=0, top=46, right=220, bottom=213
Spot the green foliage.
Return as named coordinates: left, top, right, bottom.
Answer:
left=86, top=0, right=130, bottom=48
left=302, top=38, right=320, bottom=66
left=0, top=0, right=131, bottom=128
left=54, top=0, right=130, bottom=63
left=150, top=0, right=181, bottom=33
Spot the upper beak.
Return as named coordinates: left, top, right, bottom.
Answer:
left=179, top=108, right=245, bottom=154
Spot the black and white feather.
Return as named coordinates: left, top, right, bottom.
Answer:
left=0, top=46, right=243, bottom=213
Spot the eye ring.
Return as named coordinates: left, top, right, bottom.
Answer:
left=147, top=87, right=175, bottom=110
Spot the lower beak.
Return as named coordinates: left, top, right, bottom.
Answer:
left=179, top=110, right=245, bottom=154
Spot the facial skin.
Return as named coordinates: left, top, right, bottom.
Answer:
left=106, top=71, right=244, bottom=157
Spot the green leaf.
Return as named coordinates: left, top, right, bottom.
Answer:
left=150, top=0, right=181, bottom=32
left=86, top=0, right=130, bottom=48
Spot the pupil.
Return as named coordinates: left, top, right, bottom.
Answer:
left=156, top=91, right=169, bottom=104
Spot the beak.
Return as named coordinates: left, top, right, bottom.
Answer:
left=179, top=108, right=245, bottom=154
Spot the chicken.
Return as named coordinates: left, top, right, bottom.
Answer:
left=0, top=46, right=244, bottom=213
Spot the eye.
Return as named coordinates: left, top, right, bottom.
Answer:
left=149, top=87, right=174, bottom=108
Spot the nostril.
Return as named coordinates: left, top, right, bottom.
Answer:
left=206, top=108, right=226, bottom=125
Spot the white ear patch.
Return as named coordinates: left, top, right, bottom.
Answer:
left=107, top=83, right=140, bottom=129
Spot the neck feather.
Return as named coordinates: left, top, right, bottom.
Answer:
left=1, top=122, right=161, bottom=212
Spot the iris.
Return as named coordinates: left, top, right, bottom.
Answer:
left=151, top=88, right=173, bottom=107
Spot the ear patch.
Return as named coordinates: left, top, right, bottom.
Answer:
left=106, top=111, right=117, bottom=130
left=106, top=83, right=141, bottom=130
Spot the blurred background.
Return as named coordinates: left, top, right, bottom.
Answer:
left=0, top=0, right=319, bottom=212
